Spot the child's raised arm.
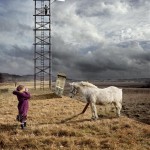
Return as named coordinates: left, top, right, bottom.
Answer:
left=13, top=91, right=31, bottom=99
left=13, top=90, right=18, bottom=95
left=21, top=92, right=31, bottom=99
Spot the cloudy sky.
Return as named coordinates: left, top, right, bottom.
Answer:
left=0, top=0, right=150, bottom=80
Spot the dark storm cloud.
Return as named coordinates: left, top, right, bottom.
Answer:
left=6, top=45, right=33, bottom=60
left=52, top=34, right=150, bottom=79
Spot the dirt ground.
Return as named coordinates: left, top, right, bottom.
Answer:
left=122, top=88, right=150, bottom=125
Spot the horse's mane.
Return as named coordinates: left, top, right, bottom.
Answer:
left=80, top=81, right=98, bottom=88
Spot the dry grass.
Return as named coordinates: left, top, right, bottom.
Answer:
left=0, top=82, right=150, bottom=150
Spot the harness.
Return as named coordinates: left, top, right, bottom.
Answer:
left=70, top=87, right=78, bottom=97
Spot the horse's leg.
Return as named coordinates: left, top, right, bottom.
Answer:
left=90, top=102, right=98, bottom=120
left=117, top=102, right=122, bottom=117
left=114, top=102, right=122, bottom=117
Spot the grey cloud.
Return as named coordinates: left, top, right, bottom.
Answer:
left=10, top=45, right=33, bottom=60
left=128, top=0, right=150, bottom=8
left=76, top=0, right=132, bottom=18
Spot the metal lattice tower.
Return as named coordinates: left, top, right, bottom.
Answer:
left=33, top=0, right=52, bottom=90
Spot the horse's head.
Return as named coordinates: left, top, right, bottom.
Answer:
left=69, top=82, right=79, bottom=98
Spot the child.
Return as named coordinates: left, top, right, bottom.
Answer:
left=13, top=85, right=31, bottom=129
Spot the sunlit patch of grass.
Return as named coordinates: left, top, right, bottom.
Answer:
left=32, top=129, right=44, bottom=136
left=74, top=137, right=100, bottom=149
left=100, top=139, right=115, bottom=150
left=51, top=129, right=82, bottom=137
left=78, top=122, right=111, bottom=137
left=0, top=133, right=12, bottom=149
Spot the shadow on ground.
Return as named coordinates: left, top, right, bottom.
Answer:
left=31, top=93, right=61, bottom=100
left=0, top=124, right=18, bottom=131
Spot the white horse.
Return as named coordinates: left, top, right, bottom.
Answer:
left=69, top=81, right=122, bottom=120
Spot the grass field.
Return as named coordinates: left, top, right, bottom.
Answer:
left=0, top=82, right=150, bottom=150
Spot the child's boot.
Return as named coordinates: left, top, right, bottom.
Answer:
left=24, top=122, right=27, bottom=127
left=21, top=123, right=24, bottom=130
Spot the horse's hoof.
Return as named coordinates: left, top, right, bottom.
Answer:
left=91, top=117, right=98, bottom=121
left=116, top=114, right=121, bottom=118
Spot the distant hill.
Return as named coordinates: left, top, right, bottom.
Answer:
left=0, top=73, right=33, bottom=83
left=0, top=72, right=150, bottom=88
left=0, top=73, right=57, bottom=83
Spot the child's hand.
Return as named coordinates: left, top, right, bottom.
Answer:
left=25, top=88, right=28, bottom=92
